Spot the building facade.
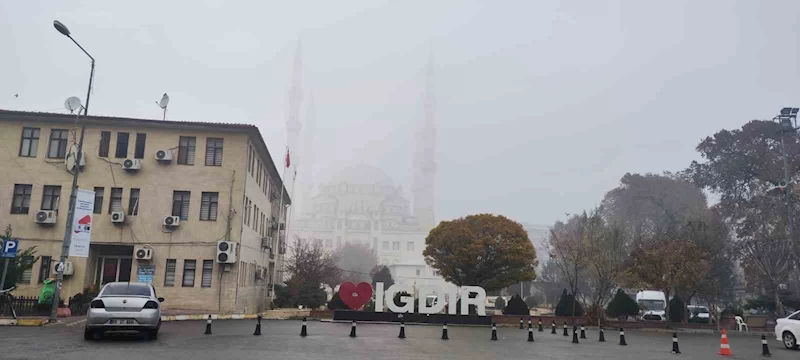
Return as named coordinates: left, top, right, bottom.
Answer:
left=291, top=164, right=447, bottom=289
left=0, top=110, right=290, bottom=313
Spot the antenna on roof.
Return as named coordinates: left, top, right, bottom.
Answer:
left=156, top=93, right=169, bottom=120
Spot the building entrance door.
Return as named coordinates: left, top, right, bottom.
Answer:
left=96, top=256, right=132, bottom=284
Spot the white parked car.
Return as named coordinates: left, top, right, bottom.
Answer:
left=775, top=310, right=800, bottom=350
left=85, top=282, right=164, bottom=340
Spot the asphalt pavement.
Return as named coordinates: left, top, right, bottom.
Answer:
left=0, top=319, right=796, bottom=360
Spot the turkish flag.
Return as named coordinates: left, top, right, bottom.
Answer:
left=285, top=149, right=290, bottom=168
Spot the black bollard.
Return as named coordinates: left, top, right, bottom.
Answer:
left=398, top=320, right=406, bottom=339
left=580, top=325, right=586, bottom=339
left=761, top=334, right=771, bottom=357
left=671, top=332, right=680, bottom=354
left=563, top=322, right=569, bottom=336
left=519, top=318, right=524, bottom=329
left=349, top=320, right=357, bottom=338
left=572, top=325, right=579, bottom=344
left=300, top=317, right=308, bottom=337
left=618, top=328, right=627, bottom=346
left=538, top=319, right=544, bottom=332
left=551, top=321, right=556, bottom=334
left=442, top=322, right=449, bottom=340
left=204, top=315, right=212, bottom=335
left=528, top=317, right=532, bottom=330
left=599, top=326, right=606, bottom=342
left=528, top=325, right=534, bottom=342
left=253, top=314, right=262, bottom=336
left=491, top=323, right=498, bottom=341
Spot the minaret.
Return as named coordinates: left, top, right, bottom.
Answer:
left=296, top=91, right=316, bottom=218
left=285, top=42, right=303, bottom=197
left=412, top=53, right=437, bottom=229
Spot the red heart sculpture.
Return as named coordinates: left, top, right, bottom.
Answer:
left=338, top=282, right=373, bottom=310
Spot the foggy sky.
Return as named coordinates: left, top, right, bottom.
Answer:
left=2, top=1, right=799, bottom=227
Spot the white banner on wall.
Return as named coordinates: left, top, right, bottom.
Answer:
left=69, top=189, right=95, bottom=257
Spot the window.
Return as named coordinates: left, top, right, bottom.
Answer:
left=11, top=184, right=32, bottom=214
left=392, top=241, right=400, bottom=251
left=93, top=187, right=104, bottom=214
left=164, top=259, right=176, bottom=287
left=20, top=256, right=34, bottom=284
left=205, top=138, right=224, bottom=166
left=41, top=185, right=61, bottom=211
left=114, top=132, right=129, bottom=158
left=134, top=133, right=146, bottom=159
left=172, top=191, right=191, bottom=220
left=39, top=256, right=52, bottom=284
left=98, top=131, right=110, bottom=157
left=249, top=146, right=255, bottom=174
left=433, top=270, right=440, bottom=277
left=109, top=188, right=123, bottom=213
left=382, top=241, right=390, bottom=250
left=19, top=127, right=39, bottom=157
left=200, top=192, right=218, bottom=221
left=407, top=242, right=414, bottom=251
left=101, top=283, right=151, bottom=296
left=182, top=260, right=196, bottom=287
left=202, top=260, right=213, bottom=287
left=47, top=129, right=68, bottom=159
left=177, top=136, right=196, bottom=165
left=253, top=205, right=258, bottom=229
left=244, top=197, right=250, bottom=227
left=128, top=188, right=140, bottom=216
left=416, top=269, right=421, bottom=276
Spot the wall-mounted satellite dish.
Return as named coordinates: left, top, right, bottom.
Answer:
left=64, top=96, right=82, bottom=114
left=156, top=93, right=169, bottom=120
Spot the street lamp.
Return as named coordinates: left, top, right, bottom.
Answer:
left=49, top=20, right=95, bottom=322
left=773, top=107, right=799, bottom=258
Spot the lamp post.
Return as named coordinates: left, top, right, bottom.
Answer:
left=49, top=20, right=95, bottom=322
left=773, top=107, right=799, bottom=258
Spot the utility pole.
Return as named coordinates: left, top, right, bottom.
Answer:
left=775, top=108, right=799, bottom=258
left=50, top=20, right=95, bottom=322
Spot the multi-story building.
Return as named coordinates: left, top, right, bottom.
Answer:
left=0, top=110, right=290, bottom=313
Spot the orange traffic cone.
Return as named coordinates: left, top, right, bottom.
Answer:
left=718, top=329, right=733, bottom=356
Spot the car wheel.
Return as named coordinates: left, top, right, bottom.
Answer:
left=83, top=327, right=94, bottom=341
left=148, top=329, right=159, bottom=340
left=783, top=331, right=798, bottom=350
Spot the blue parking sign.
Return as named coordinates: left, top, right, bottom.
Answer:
left=1, top=239, right=19, bottom=258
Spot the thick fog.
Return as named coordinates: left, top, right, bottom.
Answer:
left=2, top=0, right=799, bottom=226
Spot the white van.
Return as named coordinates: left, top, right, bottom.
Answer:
left=636, top=290, right=667, bottom=321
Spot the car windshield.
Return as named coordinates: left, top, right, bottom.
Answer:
left=638, top=300, right=665, bottom=311
left=101, top=283, right=151, bottom=297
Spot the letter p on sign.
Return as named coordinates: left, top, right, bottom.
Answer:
left=1, top=239, right=18, bottom=258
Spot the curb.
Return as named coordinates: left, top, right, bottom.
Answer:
left=0, top=318, right=49, bottom=326
left=161, top=313, right=260, bottom=322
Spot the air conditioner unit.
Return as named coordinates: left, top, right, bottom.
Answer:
left=163, top=216, right=180, bottom=227
left=216, top=240, right=237, bottom=264
left=53, top=261, right=74, bottom=276
left=111, top=211, right=125, bottom=223
left=261, top=236, right=272, bottom=249
left=154, top=149, right=173, bottom=162
left=122, top=158, right=141, bottom=171
left=34, top=210, right=57, bottom=224
left=134, top=246, right=153, bottom=260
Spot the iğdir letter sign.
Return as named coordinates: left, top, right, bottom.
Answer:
left=374, top=282, right=487, bottom=316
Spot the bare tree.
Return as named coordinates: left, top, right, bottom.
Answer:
left=335, top=242, right=377, bottom=284
left=549, top=212, right=591, bottom=317
left=286, top=237, right=341, bottom=288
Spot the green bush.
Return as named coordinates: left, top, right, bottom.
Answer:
left=327, top=292, right=348, bottom=310
left=503, top=295, right=530, bottom=315
left=605, top=289, right=639, bottom=320
left=525, top=294, right=543, bottom=308
left=494, top=297, right=506, bottom=310
left=668, top=296, right=685, bottom=323
left=721, top=307, right=743, bottom=317
left=555, top=289, right=584, bottom=316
